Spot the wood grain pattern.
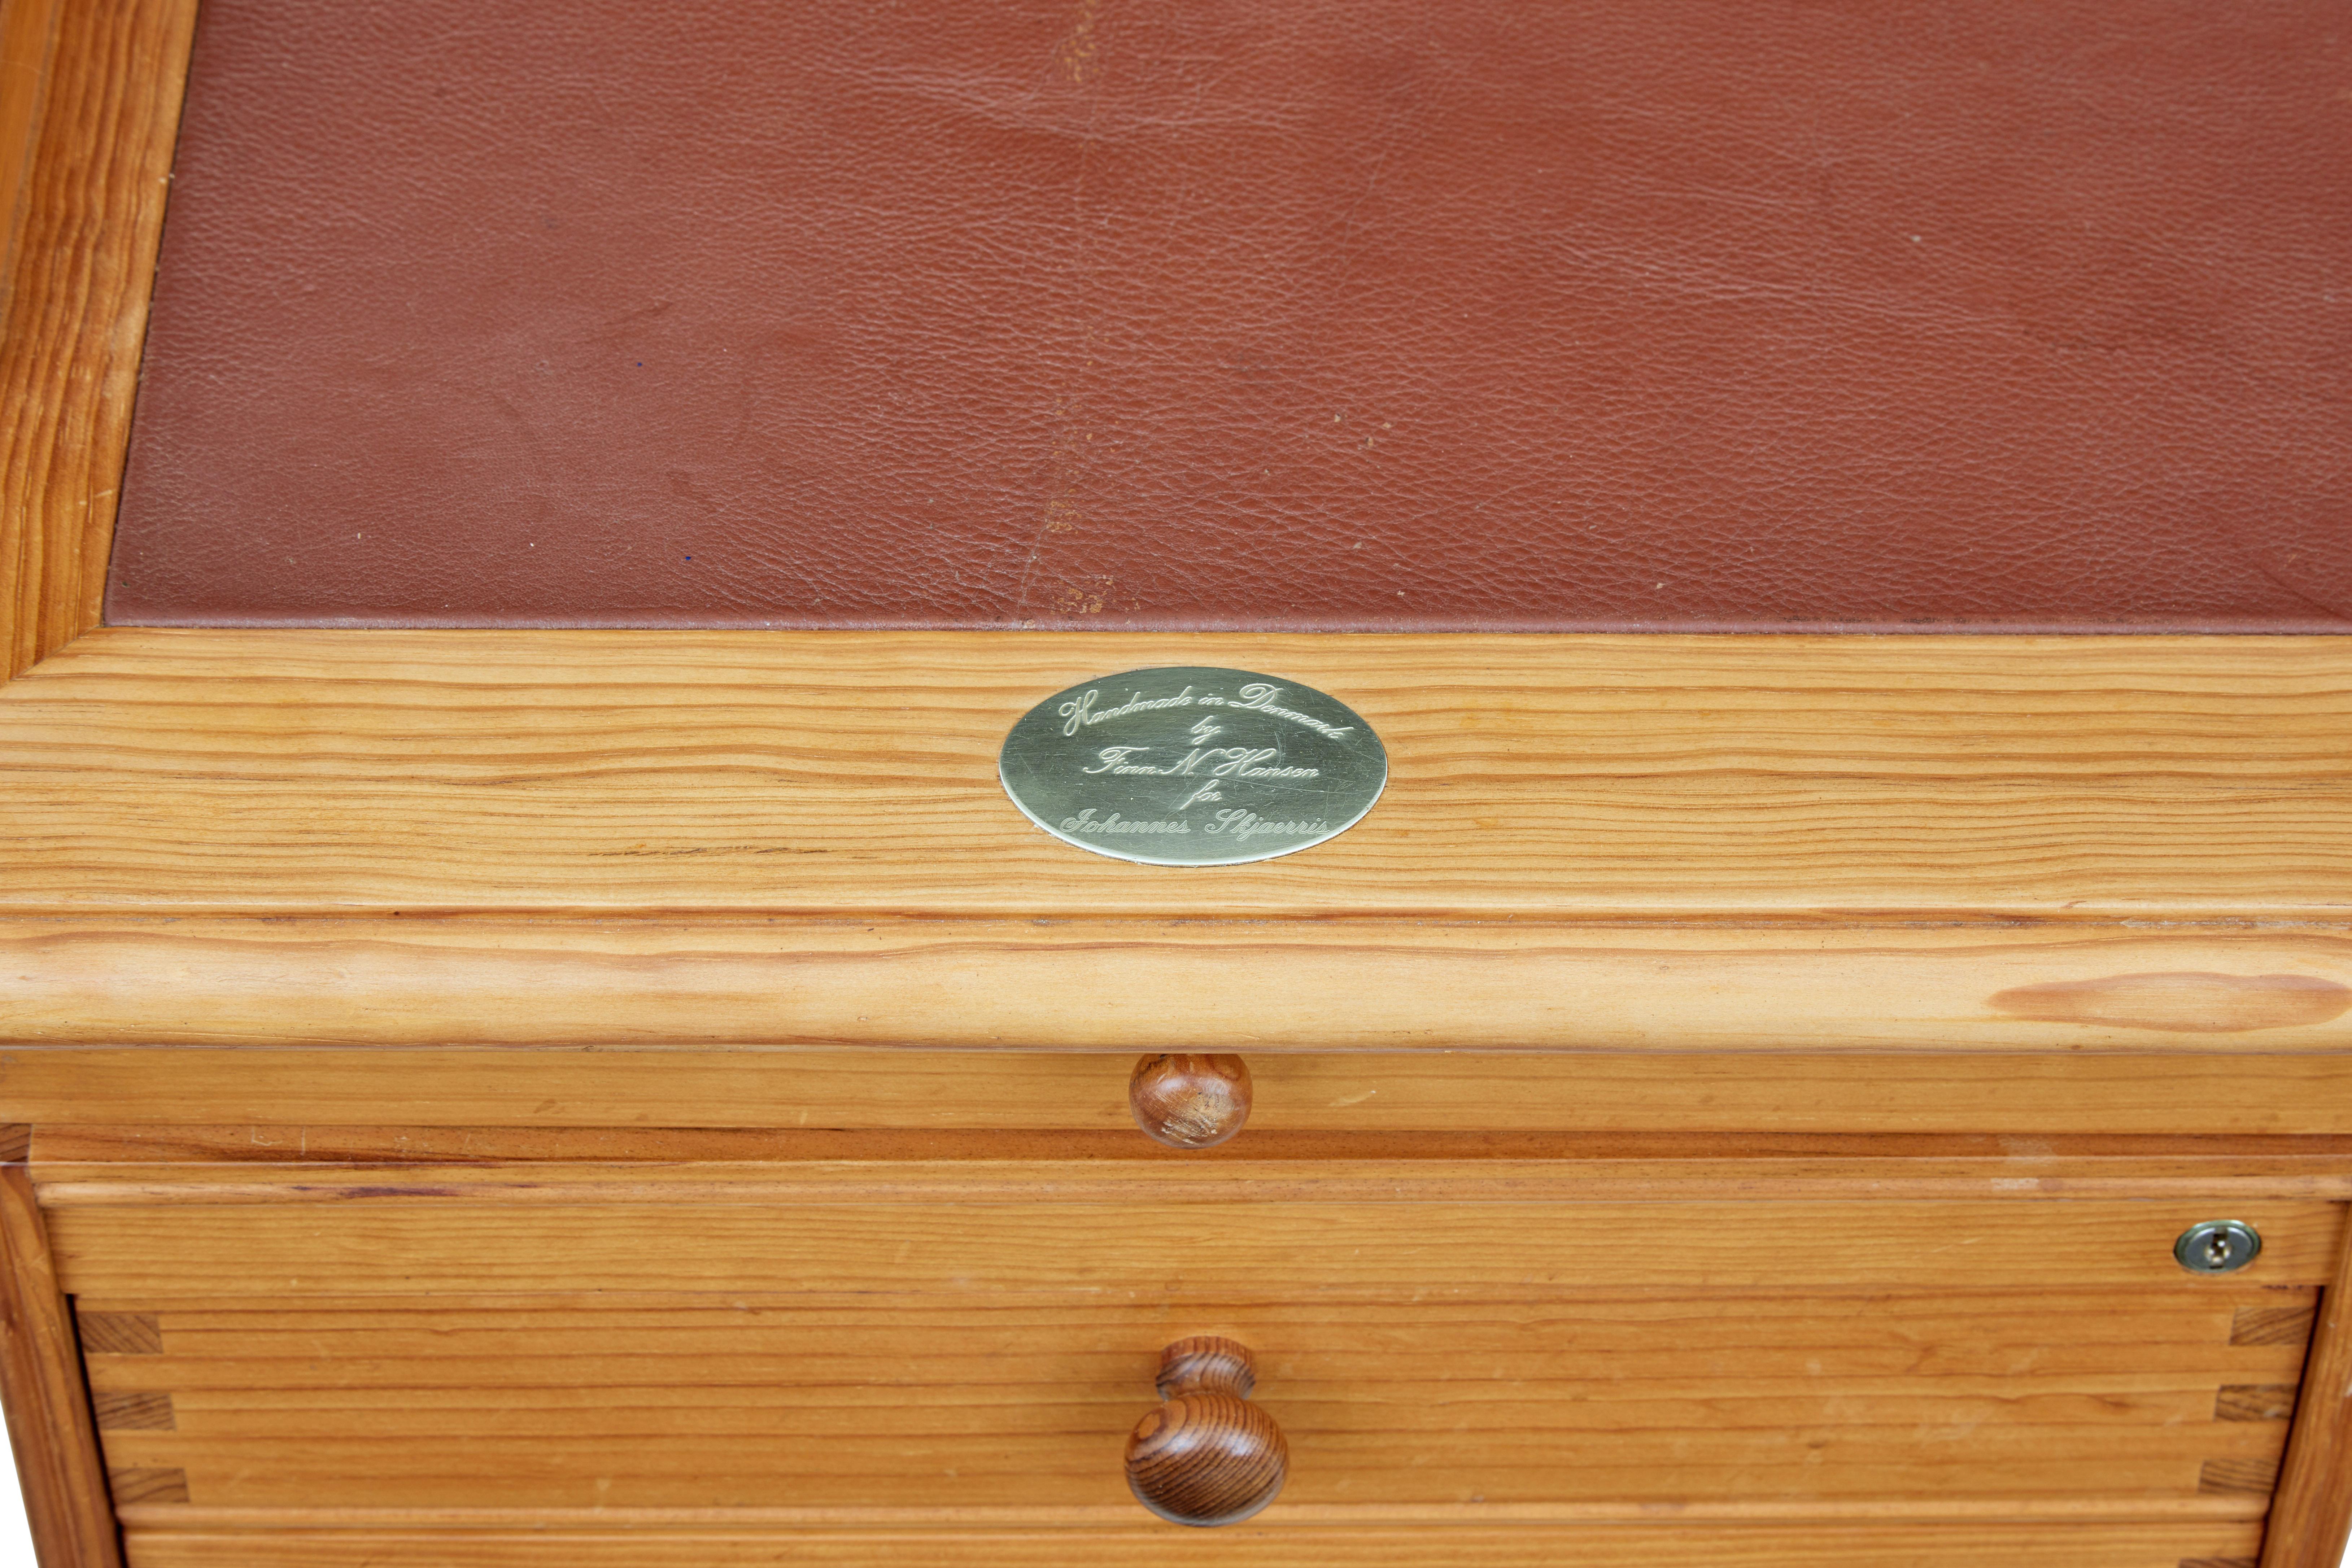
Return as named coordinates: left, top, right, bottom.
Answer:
left=1126, top=1337, right=1287, bottom=1526
left=77, top=1290, right=2304, bottom=1514
left=2257, top=1194, right=2352, bottom=1567
left=2200, top=1458, right=2280, bottom=1495
left=91, top=1391, right=172, bottom=1432
left=0, top=0, right=62, bottom=296
left=0, top=1, right=193, bottom=678
left=1130, top=1055, right=1252, bottom=1149
left=29, top=1142, right=2352, bottom=1206
left=0, top=1148, right=122, bottom=1566
left=2237, top=1306, right=2320, bottom=1349
left=105, top=1469, right=182, bottom=1507
left=104, top=1499, right=2285, bottom=1526
left=72, top=1289, right=2315, bottom=1393
left=75, top=1311, right=160, bottom=1356
left=0, top=0, right=2333, bottom=1558
left=1, top=917, right=2348, bottom=1055
left=32, top=1127, right=2352, bottom=1207
left=43, top=1197, right=2347, bottom=1297
left=3, top=628, right=2349, bottom=918
left=14, top=1047, right=2352, bottom=1138
left=30, top=1123, right=2352, bottom=1175
left=108, top=1520, right=2272, bottom=1568
left=2214, top=1386, right=2296, bottom=1423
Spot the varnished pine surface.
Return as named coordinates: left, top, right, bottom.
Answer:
left=109, top=1520, right=2270, bottom=1567
left=35, top=1127, right=2345, bottom=1554
left=15, top=1047, right=2352, bottom=1135
left=1, top=628, right=2347, bottom=919
left=34, top=1123, right=2352, bottom=1167
left=41, top=1195, right=2347, bottom=1296
left=40, top=1130, right=2331, bottom=1553
left=0, top=0, right=2338, bottom=1560
left=43, top=1158, right=2338, bottom=1537
left=0, top=917, right=2346, bottom=1053
left=0, top=1156, right=120, bottom=1567
left=1125, top=1337, right=1287, bottom=1527
left=0, top=0, right=64, bottom=298
left=75, top=1289, right=2305, bottom=1514
left=2258, top=1207, right=2352, bottom=1568
left=1130, top=1056, right=1252, bottom=1149
left=31, top=1127, right=2352, bottom=1202
left=0, top=3, right=192, bottom=677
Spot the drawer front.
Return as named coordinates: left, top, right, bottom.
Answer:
left=47, top=1182, right=2336, bottom=1566
left=82, top=1287, right=2311, bottom=1516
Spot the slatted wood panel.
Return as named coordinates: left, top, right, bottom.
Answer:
left=78, top=1291, right=2308, bottom=1515
left=12, top=1047, right=2352, bottom=1136
left=111, top=1520, right=2274, bottom=1568
left=2, top=629, right=2349, bottom=920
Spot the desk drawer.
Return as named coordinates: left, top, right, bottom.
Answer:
left=33, top=1158, right=2338, bottom=1564
left=82, top=1287, right=2311, bottom=1516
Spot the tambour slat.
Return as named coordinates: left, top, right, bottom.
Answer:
left=45, top=1198, right=2348, bottom=1297
left=113, top=1519, right=2274, bottom=1568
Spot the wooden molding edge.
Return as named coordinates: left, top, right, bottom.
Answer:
left=0, top=1130, right=123, bottom=1568
left=1, top=915, right=2347, bottom=1053
left=0, top=0, right=197, bottom=680
left=6, top=628, right=2350, bottom=920
left=0, top=0, right=64, bottom=302
left=2259, top=1207, right=2352, bottom=1567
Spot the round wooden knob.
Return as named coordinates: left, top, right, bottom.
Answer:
left=1129, top=1054, right=1251, bottom=1148
left=1124, top=1336, right=1287, bottom=1526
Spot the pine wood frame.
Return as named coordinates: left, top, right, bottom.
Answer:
left=2, top=0, right=2349, bottom=1564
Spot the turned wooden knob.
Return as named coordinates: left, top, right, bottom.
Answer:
left=1129, top=1054, right=1252, bottom=1148
left=1124, top=1336, right=1287, bottom=1526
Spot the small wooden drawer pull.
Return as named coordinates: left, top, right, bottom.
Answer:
left=1129, top=1054, right=1252, bottom=1148
left=1124, top=1335, right=1288, bottom=1526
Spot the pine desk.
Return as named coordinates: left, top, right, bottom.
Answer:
left=3, top=3, right=2349, bottom=1565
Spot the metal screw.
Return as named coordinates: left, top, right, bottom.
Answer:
left=2174, top=1220, right=2262, bottom=1275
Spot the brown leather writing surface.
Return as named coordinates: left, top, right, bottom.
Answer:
left=106, top=0, right=2351, bottom=631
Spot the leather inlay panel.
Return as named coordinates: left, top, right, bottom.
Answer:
left=106, top=0, right=2352, bottom=631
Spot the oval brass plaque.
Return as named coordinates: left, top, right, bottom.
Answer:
left=999, top=667, right=1387, bottom=866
